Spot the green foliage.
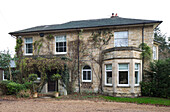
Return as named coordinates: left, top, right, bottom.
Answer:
left=154, top=27, right=170, bottom=59
left=51, top=73, right=61, bottom=81
left=0, top=50, right=12, bottom=69
left=46, top=34, right=54, bottom=40
left=141, top=58, right=170, bottom=98
left=15, top=38, right=23, bottom=52
left=139, top=43, right=152, bottom=61
left=6, top=81, right=25, bottom=95
left=0, top=80, right=32, bottom=95
left=28, top=74, right=38, bottom=81
left=101, top=96, right=170, bottom=106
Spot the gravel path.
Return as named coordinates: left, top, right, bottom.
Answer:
left=0, top=98, right=169, bottom=112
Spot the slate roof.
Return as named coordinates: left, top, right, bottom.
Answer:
left=9, top=17, right=162, bottom=35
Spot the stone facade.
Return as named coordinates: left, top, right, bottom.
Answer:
left=17, top=24, right=157, bottom=97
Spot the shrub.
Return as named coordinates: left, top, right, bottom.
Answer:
left=141, top=58, right=170, bottom=98
left=6, top=82, right=26, bottom=95
left=17, top=89, right=31, bottom=98
left=0, top=81, right=32, bottom=95
left=0, top=80, right=11, bottom=95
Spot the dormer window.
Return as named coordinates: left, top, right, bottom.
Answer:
left=114, top=31, right=128, bottom=47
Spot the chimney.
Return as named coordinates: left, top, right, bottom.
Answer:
left=111, top=13, right=114, bottom=18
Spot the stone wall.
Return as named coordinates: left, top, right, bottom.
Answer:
left=19, top=25, right=155, bottom=97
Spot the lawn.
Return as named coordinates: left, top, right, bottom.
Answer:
left=101, top=96, right=170, bottom=106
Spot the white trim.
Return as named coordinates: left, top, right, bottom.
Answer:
left=24, top=37, right=33, bottom=55
left=117, top=63, right=129, bottom=87
left=55, top=35, right=67, bottom=55
left=3, top=70, right=7, bottom=80
left=135, top=63, right=140, bottom=86
left=82, top=66, right=92, bottom=82
left=105, top=64, right=112, bottom=86
left=153, top=45, right=157, bottom=60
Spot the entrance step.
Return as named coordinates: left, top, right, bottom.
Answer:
left=38, top=92, right=55, bottom=98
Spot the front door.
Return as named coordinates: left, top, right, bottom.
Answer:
left=48, top=80, right=56, bottom=92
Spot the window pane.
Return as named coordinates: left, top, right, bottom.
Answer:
left=114, top=31, right=128, bottom=39
left=26, top=44, right=33, bottom=53
left=135, top=64, right=139, bottom=70
left=114, top=38, right=128, bottom=47
left=106, top=65, right=112, bottom=70
left=135, top=71, right=139, bottom=84
left=59, top=48, right=63, bottom=52
left=59, top=42, right=63, bottom=46
left=56, top=36, right=66, bottom=42
left=119, top=64, right=128, bottom=70
left=64, top=47, right=66, bottom=52
left=119, top=71, right=128, bottom=84
left=25, top=38, right=32, bottom=43
left=87, top=71, right=91, bottom=80
left=83, top=71, right=86, bottom=80
left=114, top=31, right=128, bottom=47
left=106, top=71, right=112, bottom=84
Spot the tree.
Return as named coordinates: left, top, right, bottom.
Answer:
left=0, top=50, right=13, bottom=80
left=154, top=27, right=170, bottom=59
left=88, top=30, right=113, bottom=92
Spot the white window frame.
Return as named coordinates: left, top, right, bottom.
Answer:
left=135, top=63, right=140, bottom=86
left=114, top=31, right=128, bottom=47
left=25, top=37, right=33, bottom=55
left=55, top=35, right=67, bottom=54
left=153, top=45, right=157, bottom=60
left=82, top=66, right=92, bottom=82
left=2, top=70, right=6, bottom=80
left=118, top=63, right=129, bottom=86
left=105, top=64, right=112, bottom=86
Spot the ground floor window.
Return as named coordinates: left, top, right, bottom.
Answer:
left=118, top=64, right=129, bottom=86
left=135, top=63, right=140, bottom=85
left=82, top=65, right=92, bottom=82
left=105, top=64, right=112, bottom=85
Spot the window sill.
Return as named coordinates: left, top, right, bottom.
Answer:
left=104, top=84, right=112, bottom=87
left=82, top=80, right=92, bottom=83
left=55, top=52, right=67, bottom=55
left=24, top=53, right=33, bottom=56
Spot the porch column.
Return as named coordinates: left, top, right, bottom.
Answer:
left=112, top=60, right=117, bottom=95
left=130, top=59, right=135, bottom=95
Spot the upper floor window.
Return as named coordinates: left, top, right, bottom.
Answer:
left=118, top=63, right=129, bottom=86
left=25, top=38, right=33, bottom=55
left=105, top=64, right=112, bottom=86
left=82, top=65, right=92, bottom=82
left=114, top=31, right=128, bottom=47
left=135, top=63, right=140, bottom=86
left=153, top=45, right=157, bottom=60
left=55, top=36, right=66, bottom=54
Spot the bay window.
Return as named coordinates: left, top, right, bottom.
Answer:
left=105, top=64, right=112, bottom=85
left=118, top=64, right=129, bottom=86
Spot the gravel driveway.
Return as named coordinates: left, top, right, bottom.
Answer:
left=0, top=98, right=169, bottom=112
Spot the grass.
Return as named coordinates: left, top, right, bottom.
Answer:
left=101, top=96, right=170, bottom=106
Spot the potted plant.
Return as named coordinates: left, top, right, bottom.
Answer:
left=51, top=73, right=61, bottom=97
left=28, top=74, right=38, bottom=98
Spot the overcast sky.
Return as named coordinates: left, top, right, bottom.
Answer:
left=0, top=0, right=169, bottom=56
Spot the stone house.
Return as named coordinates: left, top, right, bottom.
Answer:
left=9, top=16, right=162, bottom=97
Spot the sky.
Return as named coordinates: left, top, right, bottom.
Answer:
left=0, top=0, right=169, bottom=56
